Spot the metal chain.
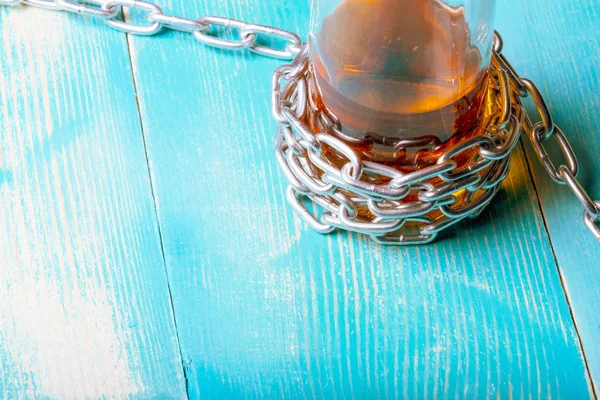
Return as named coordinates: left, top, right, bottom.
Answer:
left=3, top=1, right=598, bottom=243
left=274, top=34, right=600, bottom=244
left=3, top=0, right=302, bottom=60
left=494, top=37, right=600, bottom=242
left=273, top=44, right=518, bottom=244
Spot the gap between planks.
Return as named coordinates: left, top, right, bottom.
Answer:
left=518, top=139, right=598, bottom=399
left=120, top=20, right=192, bottom=400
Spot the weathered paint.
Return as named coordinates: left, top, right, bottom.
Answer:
left=497, top=0, right=600, bottom=393
left=1, top=0, right=599, bottom=398
left=0, top=6, right=186, bottom=399
left=127, top=0, right=596, bottom=398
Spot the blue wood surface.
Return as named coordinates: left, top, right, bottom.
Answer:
left=1, top=0, right=599, bottom=398
left=0, top=6, right=186, bottom=398
left=496, top=0, right=600, bottom=392
left=126, top=0, right=595, bottom=398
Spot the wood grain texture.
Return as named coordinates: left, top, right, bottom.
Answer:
left=126, top=0, right=594, bottom=398
left=496, top=0, right=600, bottom=392
left=0, top=7, right=186, bottom=398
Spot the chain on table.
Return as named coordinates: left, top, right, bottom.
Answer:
left=3, top=0, right=599, bottom=244
left=274, top=48, right=514, bottom=244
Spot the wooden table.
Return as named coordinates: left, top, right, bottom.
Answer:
left=0, top=0, right=598, bottom=398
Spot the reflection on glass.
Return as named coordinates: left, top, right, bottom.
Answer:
left=309, top=0, right=496, bottom=165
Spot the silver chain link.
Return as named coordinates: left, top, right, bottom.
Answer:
left=3, top=1, right=598, bottom=244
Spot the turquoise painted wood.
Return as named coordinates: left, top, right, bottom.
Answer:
left=0, top=7, right=186, bottom=399
left=2, top=0, right=600, bottom=398
left=125, top=1, right=595, bottom=399
left=496, top=0, right=600, bottom=392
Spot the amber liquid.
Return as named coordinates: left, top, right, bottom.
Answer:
left=309, top=0, right=492, bottom=167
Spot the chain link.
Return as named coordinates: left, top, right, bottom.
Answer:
left=584, top=203, right=600, bottom=242
left=56, top=0, right=117, bottom=17
left=2, top=1, right=598, bottom=244
left=22, top=0, right=61, bottom=10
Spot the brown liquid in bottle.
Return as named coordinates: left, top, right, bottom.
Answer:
left=309, top=0, right=492, bottom=168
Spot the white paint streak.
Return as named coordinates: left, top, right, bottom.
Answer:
left=196, top=145, right=303, bottom=263
left=0, top=142, right=142, bottom=398
left=0, top=268, right=140, bottom=399
left=0, top=7, right=145, bottom=397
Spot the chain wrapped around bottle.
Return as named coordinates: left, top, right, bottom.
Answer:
left=274, top=35, right=600, bottom=244
left=3, top=0, right=599, bottom=244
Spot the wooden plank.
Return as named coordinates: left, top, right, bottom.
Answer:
left=0, top=6, right=186, bottom=398
left=127, top=0, right=594, bottom=398
left=496, top=0, right=600, bottom=392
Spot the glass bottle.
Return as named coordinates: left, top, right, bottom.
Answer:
left=308, top=0, right=497, bottom=167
